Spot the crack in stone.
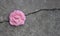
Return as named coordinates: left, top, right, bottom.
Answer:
left=0, top=8, right=60, bottom=23
left=26, top=8, right=60, bottom=16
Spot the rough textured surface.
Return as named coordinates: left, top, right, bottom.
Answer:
left=0, top=0, right=60, bottom=36
left=45, top=0, right=60, bottom=8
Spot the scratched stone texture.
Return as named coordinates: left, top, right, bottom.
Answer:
left=0, top=0, right=60, bottom=36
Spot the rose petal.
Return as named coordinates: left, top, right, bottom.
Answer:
left=9, top=10, right=26, bottom=26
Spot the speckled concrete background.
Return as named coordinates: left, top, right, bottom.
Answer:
left=0, top=0, right=60, bottom=36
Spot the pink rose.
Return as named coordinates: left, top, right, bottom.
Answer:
left=9, top=10, right=26, bottom=26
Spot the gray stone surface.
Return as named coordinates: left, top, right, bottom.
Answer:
left=0, top=11, right=60, bottom=36
left=45, top=0, right=60, bottom=8
left=0, top=0, right=60, bottom=36
left=0, top=0, right=46, bottom=15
